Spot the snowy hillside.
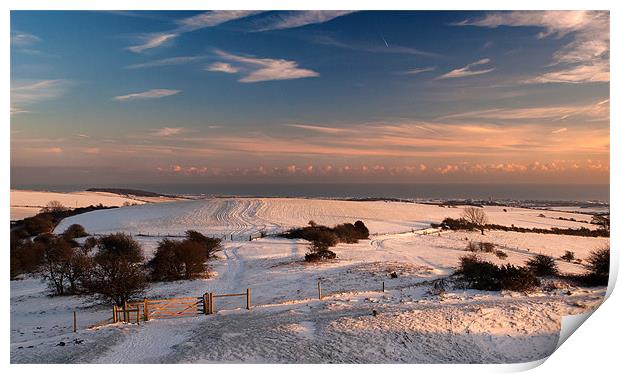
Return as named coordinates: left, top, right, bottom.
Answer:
left=12, top=198, right=608, bottom=364
left=55, top=197, right=599, bottom=237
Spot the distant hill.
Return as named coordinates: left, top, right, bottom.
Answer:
left=86, top=188, right=178, bottom=198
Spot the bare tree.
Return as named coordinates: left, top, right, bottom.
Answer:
left=40, top=200, right=67, bottom=213
left=462, top=207, right=489, bottom=235
left=83, top=233, right=147, bottom=306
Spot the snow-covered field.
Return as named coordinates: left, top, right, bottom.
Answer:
left=55, top=197, right=600, bottom=237
left=10, top=189, right=181, bottom=220
left=11, top=198, right=608, bottom=363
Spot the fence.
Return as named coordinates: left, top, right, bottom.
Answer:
left=206, top=288, right=251, bottom=314
left=95, top=278, right=418, bottom=331
left=109, top=289, right=251, bottom=324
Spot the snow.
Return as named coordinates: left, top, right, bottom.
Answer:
left=54, top=197, right=599, bottom=237
left=10, top=189, right=180, bottom=220
left=11, top=197, right=608, bottom=363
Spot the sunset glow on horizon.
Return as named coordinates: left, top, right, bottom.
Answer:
left=11, top=10, right=609, bottom=185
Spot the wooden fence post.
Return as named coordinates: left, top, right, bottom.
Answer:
left=246, top=288, right=251, bottom=310
left=144, top=299, right=149, bottom=321
left=136, top=304, right=140, bottom=325
left=210, top=292, right=215, bottom=314
left=73, top=311, right=77, bottom=333
left=318, top=281, right=322, bottom=300
left=113, top=305, right=118, bottom=323
left=123, top=301, right=128, bottom=322
left=203, top=293, right=209, bottom=315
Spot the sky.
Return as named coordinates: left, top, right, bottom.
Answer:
left=10, top=10, right=610, bottom=186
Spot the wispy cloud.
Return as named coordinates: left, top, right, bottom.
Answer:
left=11, top=31, right=41, bottom=46
left=402, top=67, right=436, bottom=75
left=287, top=124, right=350, bottom=134
left=436, top=58, right=494, bottom=80
left=125, top=56, right=207, bottom=69
left=151, top=127, right=187, bottom=136
left=313, top=35, right=438, bottom=57
left=11, top=79, right=68, bottom=115
left=438, top=100, right=609, bottom=123
left=127, top=11, right=263, bottom=53
left=456, top=11, right=609, bottom=84
left=127, top=11, right=357, bottom=53
left=127, top=33, right=178, bottom=53
left=552, top=128, right=568, bottom=134
left=209, top=50, right=319, bottom=83
left=251, top=11, right=356, bottom=32
left=176, top=10, right=263, bottom=31
left=113, top=89, right=180, bottom=101
left=206, top=62, right=239, bottom=74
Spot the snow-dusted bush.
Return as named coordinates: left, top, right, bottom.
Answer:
left=584, top=246, right=610, bottom=285
left=466, top=241, right=496, bottom=253
left=305, top=241, right=336, bottom=262
left=62, top=224, right=88, bottom=240
left=526, top=254, right=559, bottom=276
left=281, top=220, right=369, bottom=245
left=185, top=230, right=222, bottom=260
left=560, top=250, right=576, bottom=262
left=149, top=231, right=221, bottom=281
left=456, top=255, right=540, bottom=292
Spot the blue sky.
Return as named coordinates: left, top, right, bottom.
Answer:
left=11, top=11, right=609, bottom=185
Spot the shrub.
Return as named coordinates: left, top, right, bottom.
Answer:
left=82, top=236, right=99, bottom=251
left=354, top=220, right=370, bottom=238
left=440, top=217, right=476, bottom=231
left=185, top=230, right=222, bottom=259
left=150, top=232, right=222, bottom=281
left=37, top=235, right=90, bottom=296
left=82, top=233, right=147, bottom=305
left=526, top=254, right=559, bottom=276
left=456, top=255, right=540, bottom=291
left=150, top=240, right=207, bottom=281
left=63, top=224, right=88, bottom=240
left=305, top=241, right=336, bottom=262
left=495, top=250, right=508, bottom=259
left=560, top=250, right=576, bottom=262
left=465, top=241, right=496, bottom=253
left=282, top=220, right=369, bottom=246
left=333, top=223, right=366, bottom=243
left=583, top=246, right=610, bottom=285
left=23, top=214, right=55, bottom=235
left=10, top=236, right=45, bottom=278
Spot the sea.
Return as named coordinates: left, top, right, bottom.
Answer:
left=12, top=183, right=610, bottom=203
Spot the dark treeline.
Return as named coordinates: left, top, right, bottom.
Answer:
left=11, top=225, right=221, bottom=306
left=11, top=204, right=117, bottom=237
left=435, top=217, right=609, bottom=237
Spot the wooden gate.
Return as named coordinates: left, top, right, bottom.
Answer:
left=144, top=297, right=204, bottom=320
